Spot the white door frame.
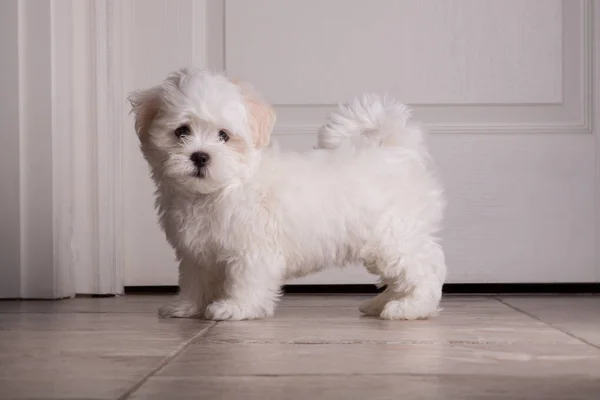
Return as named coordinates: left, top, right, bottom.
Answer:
left=0, top=0, right=78, bottom=298
left=0, top=0, right=125, bottom=298
left=65, top=0, right=126, bottom=295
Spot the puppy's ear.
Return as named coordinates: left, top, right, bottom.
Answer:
left=128, top=87, right=162, bottom=143
left=234, top=81, right=276, bottom=148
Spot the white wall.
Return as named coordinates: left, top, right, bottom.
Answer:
left=120, top=0, right=600, bottom=286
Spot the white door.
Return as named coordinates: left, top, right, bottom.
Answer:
left=121, top=0, right=599, bottom=286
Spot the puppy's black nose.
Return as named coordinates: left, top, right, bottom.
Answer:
left=190, top=151, right=210, bottom=168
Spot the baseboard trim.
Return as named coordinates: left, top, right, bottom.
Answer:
left=441, top=283, right=600, bottom=294
left=123, top=283, right=600, bottom=295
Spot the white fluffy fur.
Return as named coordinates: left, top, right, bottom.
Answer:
left=129, top=69, right=446, bottom=321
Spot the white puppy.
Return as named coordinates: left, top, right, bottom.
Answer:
left=129, top=69, right=446, bottom=321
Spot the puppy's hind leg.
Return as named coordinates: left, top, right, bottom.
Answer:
left=361, top=235, right=446, bottom=320
left=380, top=277, right=443, bottom=320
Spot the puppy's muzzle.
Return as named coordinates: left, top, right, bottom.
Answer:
left=190, top=151, right=210, bottom=177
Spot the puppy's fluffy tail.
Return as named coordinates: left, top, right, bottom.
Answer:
left=317, top=94, right=426, bottom=155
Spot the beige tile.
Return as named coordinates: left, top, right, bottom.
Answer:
left=204, top=300, right=577, bottom=345
left=0, top=312, right=213, bottom=399
left=158, top=342, right=600, bottom=378
left=0, top=295, right=171, bottom=314
left=130, top=375, right=600, bottom=400
left=0, top=312, right=206, bottom=332
left=2, top=295, right=599, bottom=400
left=499, top=296, right=600, bottom=347
left=278, top=294, right=371, bottom=307
left=0, top=377, right=141, bottom=400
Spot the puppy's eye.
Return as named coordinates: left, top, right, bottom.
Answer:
left=218, top=130, right=230, bottom=142
left=174, top=125, right=191, bottom=139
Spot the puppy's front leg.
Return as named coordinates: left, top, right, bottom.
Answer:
left=204, top=255, right=282, bottom=321
left=159, top=258, right=220, bottom=318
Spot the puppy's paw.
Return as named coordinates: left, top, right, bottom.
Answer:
left=204, top=300, right=269, bottom=321
left=158, top=300, right=200, bottom=318
left=379, top=299, right=438, bottom=321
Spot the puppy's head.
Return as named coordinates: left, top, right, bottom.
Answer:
left=129, top=69, right=275, bottom=194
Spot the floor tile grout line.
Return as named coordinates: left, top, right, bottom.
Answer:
left=147, top=372, right=478, bottom=379
left=116, top=321, right=218, bottom=400
left=494, top=297, right=600, bottom=352
left=201, top=340, right=579, bottom=345
left=133, top=371, right=600, bottom=380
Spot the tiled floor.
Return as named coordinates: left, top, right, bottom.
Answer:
left=0, top=295, right=599, bottom=399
